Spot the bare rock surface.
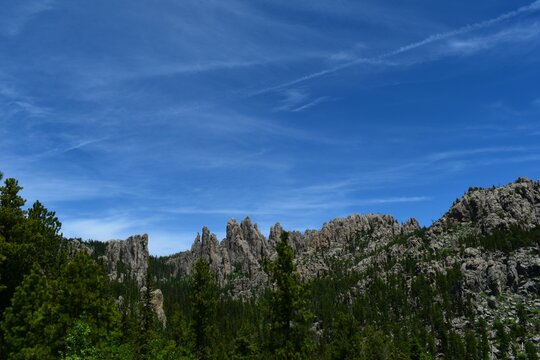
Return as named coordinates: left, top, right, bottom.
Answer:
left=140, top=286, right=167, bottom=328
left=105, top=234, right=149, bottom=286
left=75, top=177, right=540, bottom=348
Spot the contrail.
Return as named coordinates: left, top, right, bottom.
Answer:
left=253, top=0, right=540, bottom=95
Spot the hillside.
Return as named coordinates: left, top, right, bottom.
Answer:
left=82, top=177, right=540, bottom=359
left=1, top=173, right=539, bottom=359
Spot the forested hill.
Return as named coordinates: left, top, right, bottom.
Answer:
left=0, top=172, right=539, bottom=359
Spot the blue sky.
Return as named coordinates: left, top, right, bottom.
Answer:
left=1, top=1, right=540, bottom=255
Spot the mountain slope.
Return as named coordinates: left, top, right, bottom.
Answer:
left=81, top=177, right=540, bottom=357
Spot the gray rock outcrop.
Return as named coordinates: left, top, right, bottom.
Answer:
left=437, top=177, right=540, bottom=234
left=105, top=234, right=149, bottom=286
left=163, top=213, right=421, bottom=293
left=140, top=286, right=167, bottom=328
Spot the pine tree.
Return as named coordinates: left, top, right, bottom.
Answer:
left=56, top=253, right=120, bottom=343
left=1, top=254, right=120, bottom=359
left=190, top=258, right=218, bottom=359
left=136, top=271, right=156, bottom=359
left=495, top=319, right=510, bottom=359
left=525, top=342, right=539, bottom=360
left=61, top=319, right=98, bottom=360
left=0, top=178, right=63, bottom=318
left=265, top=231, right=313, bottom=359
left=0, top=177, right=25, bottom=221
left=231, top=328, right=259, bottom=360
left=0, top=176, right=27, bottom=315
left=1, top=263, right=57, bottom=359
left=477, top=318, right=490, bottom=360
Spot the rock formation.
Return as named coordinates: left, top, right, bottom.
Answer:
left=162, top=212, right=422, bottom=293
left=103, top=234, right=149, bottom=286
left=74, top=177, right=540, bottom=350
left=155, top=177, right=540, bottom=348
left=139, top=286, right=167, bottom=328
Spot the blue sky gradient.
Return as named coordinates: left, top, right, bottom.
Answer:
left=1, top=1, right=540, bottom=255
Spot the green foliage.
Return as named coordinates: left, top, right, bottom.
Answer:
left=61, top=319, right=98, bottom=360
left=525, top=342, right=539, bottom=360
left=461, top=226, right=540, bottom=253
left=0, top=178, right=63, bottom=318
left=231, top=328, right=259, bottom=360
left=136, top=271, right=157, bottom=359
left=27, top=200, right=61, bottom=237
left=1, top=254, right=120, bottom=359
left=265, top=231, right=313, bottom=359
left=1, top=263, right=56, bottom=359
left=1, top=171, right=539, bottom=360
left=189, top=259, right=218, bottom=359
left=0, top=177, right=25, bottom=217
left=84, top=240, right=108, bottom=259
left=494, top=319, right=510, bottom=359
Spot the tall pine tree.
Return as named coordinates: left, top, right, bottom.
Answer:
left=265, top=231, right=313, bottom=359
left=190, top=258, right=218, bottom=360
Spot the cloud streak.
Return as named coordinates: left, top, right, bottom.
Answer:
left=61, top=215, right=138, bottom=241
left=161, top=196, right=430, bottom=217
left=253, top=1, right=540, bottom=94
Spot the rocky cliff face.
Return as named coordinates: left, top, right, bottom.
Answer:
left=431, top=177, right=540, bottom=242
left=72, top=177, right=540, bottom=352
left=157, top=178, right=540, bottom=350
left=163, top=217, right=272, bottom=294
left=67, top=177, right=540, bottom=354
left=162, top=213, right=421, bottom=295
left=100, top=234, right=149, bottom=287
left=80, top=178, right=539, bottom=305
left=161, top=179, right=540, bottom=295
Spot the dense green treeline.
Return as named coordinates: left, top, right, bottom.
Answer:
left=0, top=172, right=539, bottom=359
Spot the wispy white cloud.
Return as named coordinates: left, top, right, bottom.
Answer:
left=275, top=88, right=328, bottom=112
left=152, top=109, right=351, bottom=145
left=381, top=1, right=540, bottom=58
left=445, top=22, right=540, bottom=55
left=0, top=75, right=51, bottom=118
left=147, top=230, right=200, bottom=256
left=252, top=57, right=389, bottom=95
left=292, top=97, right=328, bottom=112
left=161, top=196, right=430, bottom=217
left=176, top=149, right=292, bottom=171
left=275, top=89, right=310, bottom=111
left=0, top=0, right=56, bottom=37
left=276, top=145, right=540, bottom=195
left=426, top=146, right=535, bottom=161
left=62, top=216, right=138, bottom=241
left=372, top=146, right=540, bottom=185
left=15, top=176, right=130, bottom=204
left=60, top=137, right=110, bottom=154
left=11, top=101, right=50, bottom=116
left=362, top=196, right=430, bottom=205
left=253, top=1, right=540, bottom=94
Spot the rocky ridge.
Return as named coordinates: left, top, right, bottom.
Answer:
left=160, top=213, right=420, bottom=295
left=157, top=178, right=539, bottom=298
left=78, top=178, right=540, bottom=303
left=101, top=234, right=149, bottom=287
left=76, top=177, right=540, bottom=350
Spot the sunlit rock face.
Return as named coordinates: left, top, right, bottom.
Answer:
left=139, top=286, right=167, bottom=328
left=82, top=177, right=540, bottom=344
left=433, top=177, right=540, bottom=236
left=163, top=212, right=420, bottom=294
left=159, top=179, right=539, bottom=316
left=104, top=234, right=149, bottom=286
